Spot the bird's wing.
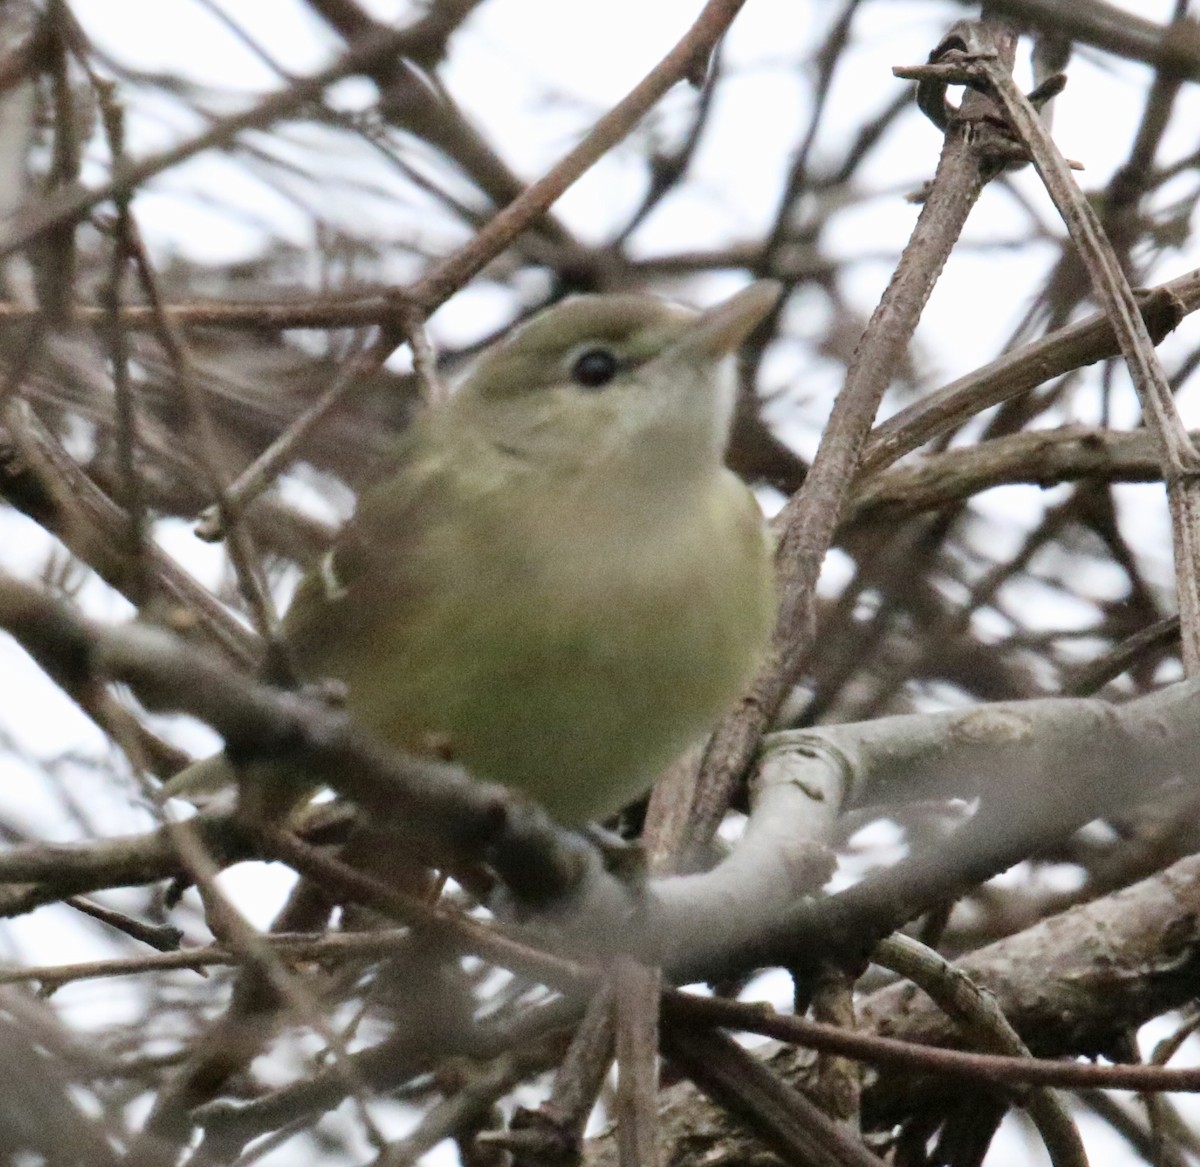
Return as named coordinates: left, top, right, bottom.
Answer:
left=281, top=423, right=509, bottom=686
left=282, top=431, right=442, bottom=677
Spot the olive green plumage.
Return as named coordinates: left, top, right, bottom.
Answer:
left=169, top=282, right=779, bottom=827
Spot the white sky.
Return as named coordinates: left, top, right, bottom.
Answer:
left=1, top=1, right=1197, bottom=1163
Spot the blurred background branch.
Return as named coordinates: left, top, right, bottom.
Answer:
left=1, top=1, right=1199, bottom=1165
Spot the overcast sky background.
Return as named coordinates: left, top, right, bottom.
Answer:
left=0, top=2, right=1195, bottom=1162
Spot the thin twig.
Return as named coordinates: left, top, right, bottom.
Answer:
left=874, top=934, right=1086, bottom=1167
left=124, top=218, right=285, bottom=656
left=966, top=50, right=1200, bottom=671
left=661, top=1021, right=887, bottom=1167
left=646, top=18, right=1022, bottom=870
left=401, top=0, right=752, bottom=315
left=0, top=20, right=446, bottom=262
left=663, top=989, right=1200, bottom=1094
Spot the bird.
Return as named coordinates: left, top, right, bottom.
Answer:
left=167, top=281, right=780, bottom=830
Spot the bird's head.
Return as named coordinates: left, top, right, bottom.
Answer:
left=449, top=281, right=781, bottom=479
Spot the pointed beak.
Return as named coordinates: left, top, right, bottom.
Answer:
left=677, top=280, right=782, bottom=360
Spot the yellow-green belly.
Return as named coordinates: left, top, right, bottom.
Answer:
left=294, top=470, right=774, bottom=827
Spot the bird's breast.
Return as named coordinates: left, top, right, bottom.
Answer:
left=339, top=466, right=774, bottom=827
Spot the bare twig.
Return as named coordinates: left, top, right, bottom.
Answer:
left=874, top=934, right=1085, bottom=1167
left=968, top=50, right=1200, bottom=671
left=662, top=991, right=1200, bottom=1094
left=0, top=20, right=446, bottom=261
left=648, top=19, right=1022, bottom=870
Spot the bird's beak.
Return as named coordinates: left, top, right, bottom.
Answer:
left=675, top=280, right=783, bottom=360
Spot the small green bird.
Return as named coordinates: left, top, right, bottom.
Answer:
left=170, top=281, right=779, bottom=828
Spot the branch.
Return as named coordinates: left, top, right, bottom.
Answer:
left=0, top=20, right=438, bottom=263
left=958, top=0, right=1200, bottom=81
left=859, top=271, right=1197, bottom=479
left=0, top=572, right=624, bottom=913
left=586, top=851, right=1200, bottom=1165
left=7, top=569, right=1200, bottom=990
left=851, top=425, right=1190, bottom=522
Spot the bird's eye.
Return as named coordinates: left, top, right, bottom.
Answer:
left=569, top=347, right=619, bottom=389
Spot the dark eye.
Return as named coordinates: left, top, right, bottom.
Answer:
left=570, top=347, right=619, bottom=389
